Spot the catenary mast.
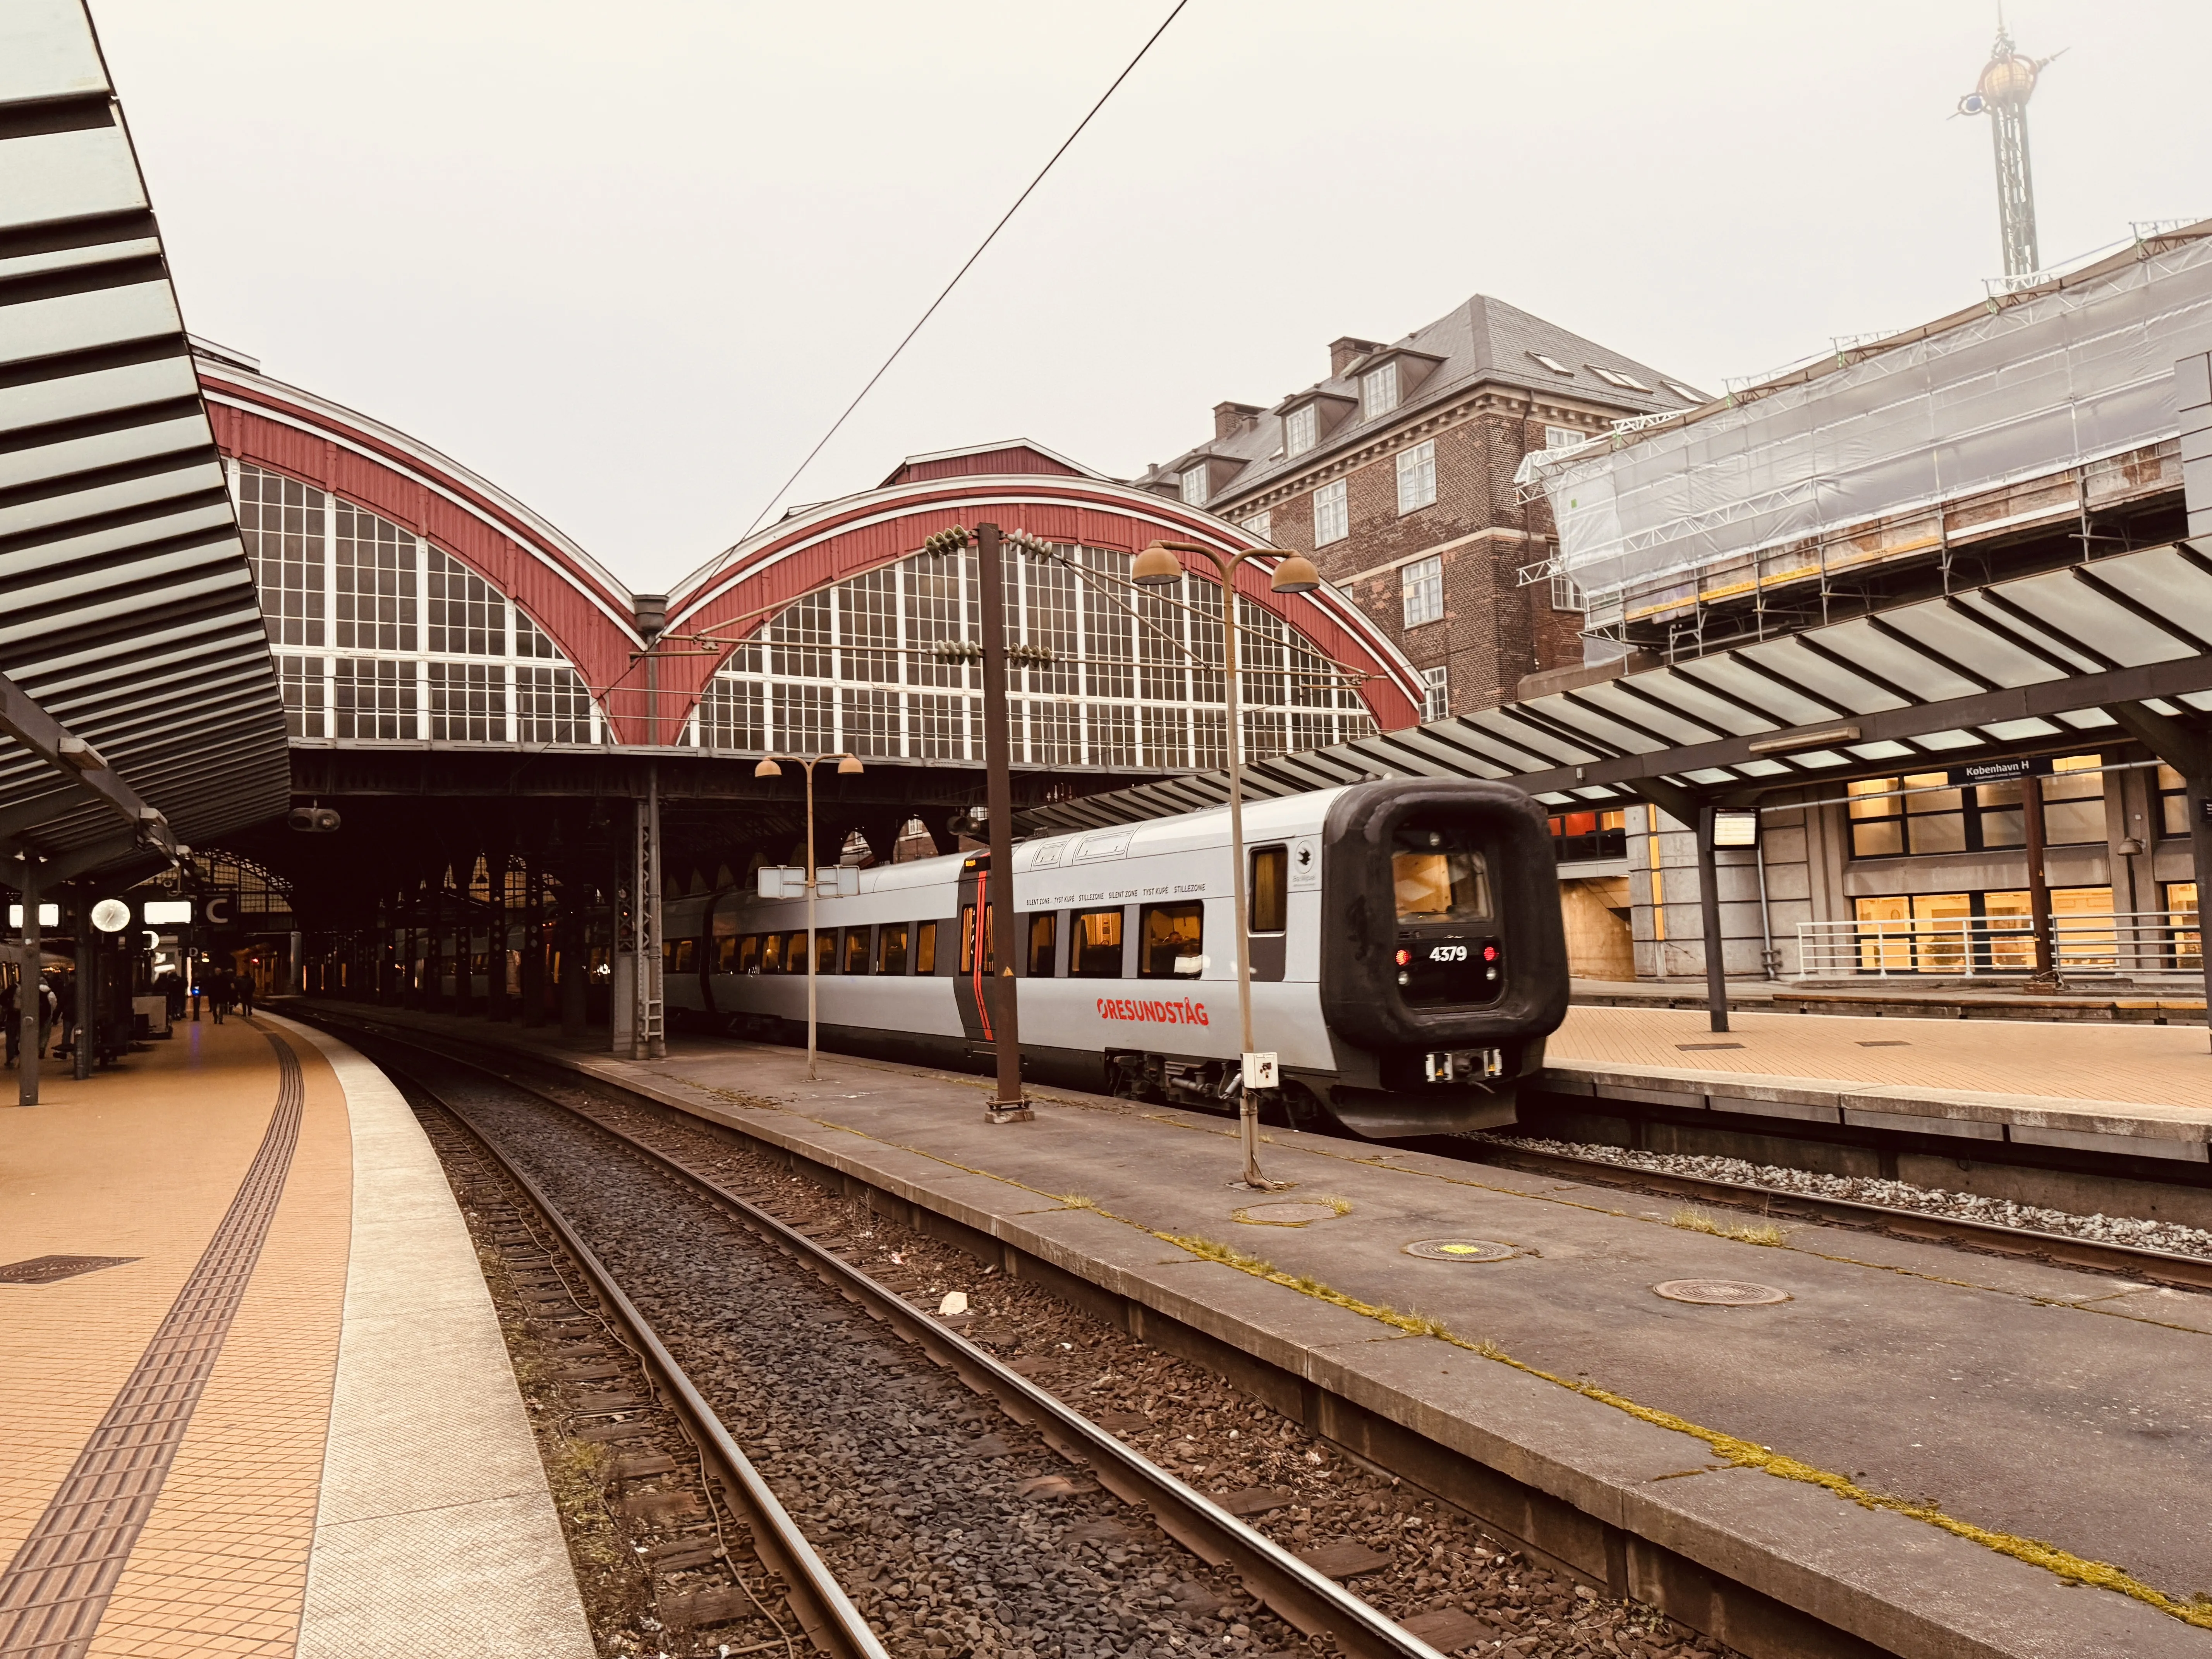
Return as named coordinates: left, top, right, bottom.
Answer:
left=1956, top=18, right=2060, bottom=280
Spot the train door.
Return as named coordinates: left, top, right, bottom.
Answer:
left=955, top=864, right=991, bottom=1042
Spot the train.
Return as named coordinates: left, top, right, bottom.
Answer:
left=663, top=779, right=1569, bottom=1140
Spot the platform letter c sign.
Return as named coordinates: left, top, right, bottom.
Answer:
left=204, top=895, right=235, bottom=927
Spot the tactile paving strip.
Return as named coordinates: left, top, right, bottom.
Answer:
left=0, top=1029, right=305, bottom=1659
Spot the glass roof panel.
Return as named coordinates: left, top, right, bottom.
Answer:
left=1979, top=717, right=2061, bottom=740
left=1626, top=669, right=1774, bottom=736
left=1877, top=598, right=2066, bottom=689
left=1788, top=749, right=1852, bottom=767
left=1915, top=728, right=1985, bottom=750
left=1457, top=711, right=1577, bottom=769
left=2143, top=698, right=2184, bottom=716
left=1946, top=591, right=2104, bottom=673
left=1734, top=758, right=1793, bottom=776
left=2181, top=691, right=2212, bottom=712
left=1535, top=792, right=1575, bottom=805
left=1847, top=740, right=1918, bottom=760
left=1681, top=657, right=1832, bottom=725
left=1812, top=618, right=1985, bottom=702
left=1999, top=568, right=2195, bottom=668
left=1571, top=785, right=1619, bottom=800
left=1684, top=767, right=1737, bottom=784
left=1525, top=692, right=1667, bottom=754
left=2071, top=548, right=2212, bottom=646
left=1573, top=680, right=1720, bottom=745
left=1736, top=637, right=1910, bottom=713
left=2056, top=708, right=2117, bottom=728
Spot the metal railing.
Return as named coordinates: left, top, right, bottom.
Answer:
left=1795, top=911, right=2203, bottom=980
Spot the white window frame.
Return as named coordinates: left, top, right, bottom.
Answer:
left=1401, top=554, right=1443, bottom=629
left=1550, top=570, right=1585, bottom=613
left=1241, top=510, right=1271, bottom=541
left=1180, top=467, right=1208, bottom=506
left=1395, top=440, right=1436, bottom=514
left=1420, top=664, right=1449, bottom=721
left=1528, top=351, right=1571, bottom=375
left=1312, top=479, right=1348, bottom=547
left=1284, top=404, right=1317, bottom=457
left=1360, top=361, right=1398, bottom=421
left=1544, top=425, right=1585, bottom=450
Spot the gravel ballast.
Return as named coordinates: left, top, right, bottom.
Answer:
left=1475, top=1134, right=2212, bottom=1259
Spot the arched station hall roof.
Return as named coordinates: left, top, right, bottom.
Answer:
left=194, top=357, right=1426, bottom=749
left=661, top=441, right=1425, bottom=734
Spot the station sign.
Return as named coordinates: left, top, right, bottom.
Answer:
left=1946, top=756, right=2053, bottom=786
left=203, top=892, right=237, bottom=927
left=1708, top=809, right=1760, bottom=849
left=143, top=899, right=192, bottom=925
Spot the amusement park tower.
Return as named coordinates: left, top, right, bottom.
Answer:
left=1956, top=19, right=2061, bottom=280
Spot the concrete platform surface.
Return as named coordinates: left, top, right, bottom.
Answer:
left=1544, top=1005, right=2212, bottom=1159
left=304, top=1000, right=2212, bottom=1659
left=0, top=1012, right=590, bottom=1658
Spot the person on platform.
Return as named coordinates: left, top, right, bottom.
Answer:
left=36, top=974, right=58, bottom=1056
left=237, top=972, right=256, bottom=1019
left=207, top=965, right=228, bottom=1025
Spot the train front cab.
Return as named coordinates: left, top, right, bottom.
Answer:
left=1308, top=780, right=1568, bottom=1139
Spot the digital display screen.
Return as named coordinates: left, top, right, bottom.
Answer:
left=1710, top=811, right=1760, bottom=849
left=144, top=900, right=192, bottom=925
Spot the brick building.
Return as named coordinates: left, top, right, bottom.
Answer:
left=1135, top=295, right=1705, bottom=716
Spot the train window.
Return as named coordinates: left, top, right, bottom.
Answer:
left=960, top=905, right=996, bottom=974
left=843, top=927, right=869, bottom=974
left=915, top=920, right=939, bottom=974
left=1138, top=902, right=1205, bottom=978
left=668, top=938, right=696, bottom=973
left=1250, top=845, right=1288, bottom=933
left=1070, top=908, right=1123, bottom=977
left=714, top=934, right=738, bottom=973
left=781, top=931, right=807, bottom=972
left=1027, top=912, right=1056, bottom=977
left=759, top=933, right=783, bottom=973
left=877, top=923, right=909, bottom=975
left=1393, top=837, right=1491, bottom=923
left=737, top=934, right=761, bottom=975
left=816, top=931, right=838, bottom=974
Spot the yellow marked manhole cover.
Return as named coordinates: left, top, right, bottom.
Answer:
left=1233, top=1200, right=1345, bottom=1228
left=1653, top=1279, right=1791, bottom=1306
left=1403, top=1239, right=1517, bottom=1263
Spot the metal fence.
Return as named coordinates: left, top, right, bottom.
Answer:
left=1795, top=911, right=2203, bottom=979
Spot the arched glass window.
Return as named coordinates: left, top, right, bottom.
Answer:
left=693, top=544, right=1373, bottom=768
left=233, top=461, right=603, bottom=745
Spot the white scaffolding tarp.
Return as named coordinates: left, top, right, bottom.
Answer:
left=1524, top=235, right=2212, bottom=606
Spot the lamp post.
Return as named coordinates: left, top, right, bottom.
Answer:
left=1132, top=539, right=1322, bottom=1191
left=753, top=750, right=863, bottom=1082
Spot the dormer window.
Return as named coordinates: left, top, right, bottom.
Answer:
left=1588, top=365, right=1653, bottom=393
left=1285, top=404, right=1317, bottom=457
left=1528, top=351, right=1573, bottom=376
left=1361, top=361, right=1399, bottom=421
left=1662, top=381, right=1705, bottom=404
left=1180, top=468, right=1208, bottom=506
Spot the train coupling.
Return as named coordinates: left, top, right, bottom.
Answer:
left=1424, top=1048, right=1504, bottom=1084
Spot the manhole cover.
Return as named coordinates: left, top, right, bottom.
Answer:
left=1234, top=1200, right=1343, bottom=1228
left=1403, top=1239, right=1517, bottom=1263
left=1653, top=1279, right=1791, bottom=1306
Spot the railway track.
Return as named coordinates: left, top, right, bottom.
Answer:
left=1453, top=1138, right=2212, bottom=1292
left=374, top=1035, right=1462, bottom=1659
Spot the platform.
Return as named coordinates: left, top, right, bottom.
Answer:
left=0, top=1012, right=590, bottom=1658
left=1542, top=1005, right=2212, bottom=1163
left=1573, top=975, right=2208, bottom=1026
left=303, top=1000, right=2212, bottom=1659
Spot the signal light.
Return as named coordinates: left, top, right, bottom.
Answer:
left=1483, top=945, right=1498, bottom=962
left=1394, top=948, right=1411, bottom=966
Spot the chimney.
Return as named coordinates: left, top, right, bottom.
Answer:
left=633, top=593, right=668, bottom=640
left=1329, top=337, right=1383, bottom=377
left=1212, top=401, right=1263, bottom=440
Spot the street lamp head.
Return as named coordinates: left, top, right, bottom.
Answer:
left=1131, top=541, right=1184, bottom=585
left=754, top=757, right=783, bottom=778
left=836, top=755, right=864, bottom=776
left=1266, top=552, right=1323, bottom=594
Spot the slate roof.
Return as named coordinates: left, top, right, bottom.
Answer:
left=1136, top=294, right=1708, bottom=504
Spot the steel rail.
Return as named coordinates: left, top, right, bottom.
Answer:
left=1459, top=1140, right=2212, bottom=1292
left=418, top=1082, right=890, bottom=1659
left=331, top=1014, right=1452, bottom=1659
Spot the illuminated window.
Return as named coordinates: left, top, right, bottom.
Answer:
left=1846, top=757, right=2105, bottom=859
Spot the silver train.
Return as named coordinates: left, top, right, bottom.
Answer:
left=664, top=780, right=1569, bottom=1139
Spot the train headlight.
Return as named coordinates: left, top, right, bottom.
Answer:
left=1396, top=971, right=1410, bottom=986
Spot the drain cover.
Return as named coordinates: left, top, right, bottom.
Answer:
left=1403, top=1238, right=1517, bottom=1263
left=1234, top=1200, right=1343, bottom=1228
left=1653, top=1279, right=1791, bottom=1306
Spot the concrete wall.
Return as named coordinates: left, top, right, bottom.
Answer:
left=1624, top=801, right=1815, bottom=981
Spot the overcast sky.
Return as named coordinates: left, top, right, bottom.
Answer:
left=93, top=0, right=2212, bottom=592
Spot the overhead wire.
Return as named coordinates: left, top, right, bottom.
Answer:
left=737, top=0, right=1194, bottom=540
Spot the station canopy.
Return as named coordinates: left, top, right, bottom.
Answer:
left=0, top=0, right=290, bottom=883
left=1021, top=537, right=2212, bottom=833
